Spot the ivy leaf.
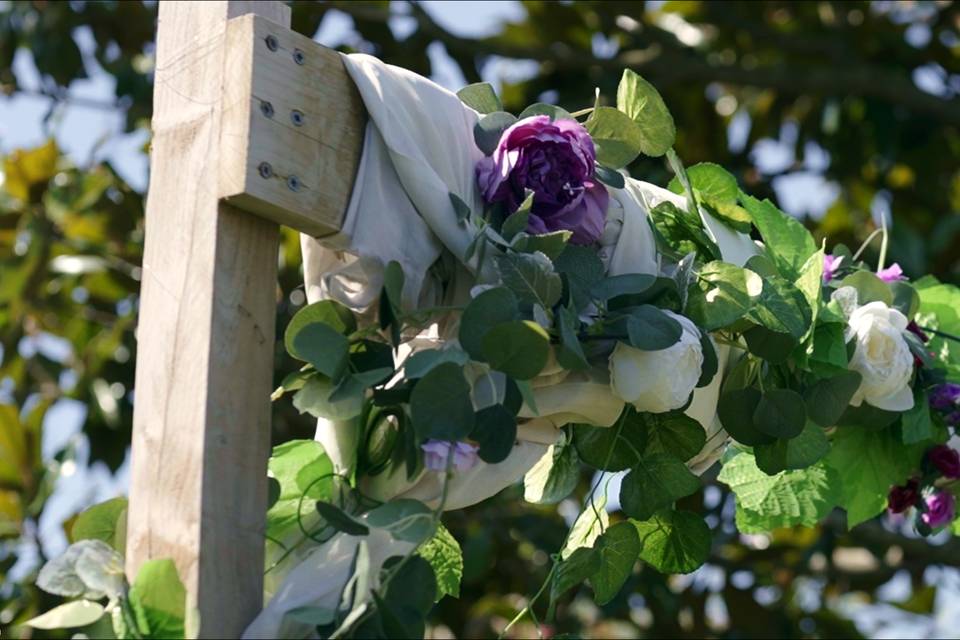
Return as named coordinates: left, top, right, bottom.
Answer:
left=524, top=438, right=580, bottom=504
left=642, top=412, right=708, bottom=462
left=754, top=422, right=830, bottom=474
left=632, top=510, right=711, bottom=574
left=459, top=287, right=520, bottom=361
left=410, top=362, right=475, bottom=441
left=804, top=371, right=862, bottom=427
left=551, top=546, right=601, bottom=604
left=417, top=524, right=463, bottom=600
left=740, top=192, right=816, bottom=279
left=585, top=106, right=644, bottom=169
left=747, top=273, right=812, bottom=340
left=686, top=261, right=763, bottom=330
left=266, top=440, right=334, bottom=538
left=824, top=426, right=921, bottom=527
left=456, top=82, right=502, bottom=114
left=129, top=559, right=187, bottom=639
left=573, top=421, right=645, bottom=472
left=496, top=252, right=562, bottom=309
left=668, top=162, right=737, bottom=205
left=562, top=496, right=608, bottom=559
left=616, top=69, right=676, bottom=157
left=620, top=453, right=701, bottom=521
left=481, top=320, right=550, bottom=380
left=753, top=389, right=807, bottom=439
left=590, top=521, right=641, bottom=605
left=718, top=449, right=839, bottom=533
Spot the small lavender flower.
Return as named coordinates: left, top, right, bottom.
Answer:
left=421, top=440, right=479, bottom=472
left=822, top=254, right=843, bottom=283
left=930, top=383, right=960, bottom=412
left=876, top=263, right=906, bottom=282
left=921, top=490, right=956, bottom=529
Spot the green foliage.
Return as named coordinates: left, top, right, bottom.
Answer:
left=524, top=438, right=580, bottom=504
left=740, top=193, right=817, bottom=279
left=266, top=440, right=335, bottom=538
left=410, top=362, right=475, bottom=440
left=456, top=82, right=502, bottom=114
left=616, top=69, right=676, bottom=157
left=589, top=522, right=641, bottom=605
left=686, top=261, right=763, bottom=330
left=619, top=453, right=700, bottom=521
left=585, top=107, right=644, bottom=169
left=70, top=497, right=128, bottom=555
left=632, top=510, right=712, bottom=574
left=718, top=449, right=839, bottom=533
left=129, top=559, right=187, bottom=639
left=417, top=525, right=463, bottom=600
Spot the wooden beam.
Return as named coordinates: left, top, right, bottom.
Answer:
left=127, top=2, right=292, bottom=637
left=220, top=15, right=365, bottom=236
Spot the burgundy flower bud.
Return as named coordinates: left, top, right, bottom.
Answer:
left=887, top=478, right=920, bottom=514
left=927, top=445, right=960, bottom=479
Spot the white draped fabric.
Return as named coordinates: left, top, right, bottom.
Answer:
left=244, top=53, right=756, bottom=639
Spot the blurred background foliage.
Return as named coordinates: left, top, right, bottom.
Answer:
left=1, top=0, right=959, bottom=638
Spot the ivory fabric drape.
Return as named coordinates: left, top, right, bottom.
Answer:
left=244, top=52, right=756, bottom=639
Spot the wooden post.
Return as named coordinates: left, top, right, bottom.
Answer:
left=127, top=1, right=363, bottom=636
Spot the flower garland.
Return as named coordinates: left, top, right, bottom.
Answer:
left=27, top=65, right=960, bottom=640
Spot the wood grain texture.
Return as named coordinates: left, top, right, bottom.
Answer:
left=220, top=14, right=365, bottom=236
left=127, top=2, right=290, bottom=636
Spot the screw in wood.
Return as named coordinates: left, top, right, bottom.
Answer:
left=290, top=109, right=304, bottom=126
left=287, top=175, right=301, bottom=192
left=265, top=34, right=278, bottom=51
left=292, top=48, right=305, bottom=65
left=260, top=100, right=274, bottom=118
left=258, top=162, right=273, bottom=179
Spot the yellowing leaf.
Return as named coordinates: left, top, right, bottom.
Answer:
left=3, top=140, right=59, bottom=202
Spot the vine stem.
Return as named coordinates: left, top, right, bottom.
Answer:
left=498, top=414, right=628, bottom=639
left=917, top=326, right=960, bottom=344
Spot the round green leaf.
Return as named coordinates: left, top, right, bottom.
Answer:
left=459, top=287, right=519, bottom=361
left=470, top=404, right=517, bottom=464
left=473, top=111, right=518, bottom=156
left=285, top=300, right=356, bottom=359
left=804, top=371, right=862, bottom=427
left=717, top=387, right=774, bottom=446
left=615, top=69, right=676, bottom=157
left=625, top=305, right=683, bottom=351
left=753, top=389, right=807, bottom=439
left=481, top=320, right=550, bottom=380
left=410, top=362, right=475, bottom=440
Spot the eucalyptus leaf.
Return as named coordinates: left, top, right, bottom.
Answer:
left=518, top=103, right=573, bottom=121
left=625, top=305, right=683, bottom=351
left=717, top=387, right=775, bottom=446
left=481, top=320, right=550, bottom=380
left=753, top=389, right=807, bottom=439
left=456, top=82, right=502, bottom=114
left=367, top=499, right=436, bottom=544
left=595, top=164, right=625, bottom=188
left=26, top=600, right=105, bottom=630
left=474, top=111, right=518, bottom=156
left=556, top=304, right=589, bottom=370
left=292, top=322, right=349, bottom=380
left=804, top=371, right=862, bottom=427
left=471, top=404, right=517, bottom=463
left=410, top=362, right=475, bottom=440
left=285, top=300, right=356, bottom=358
left=459, top=287, right=520, bottom=361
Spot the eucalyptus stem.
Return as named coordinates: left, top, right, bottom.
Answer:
left=851, top=228, right=884, bottom=262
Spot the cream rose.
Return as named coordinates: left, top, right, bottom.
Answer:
left=846, top=301, right=915, bottom=412
left=609, top=311, right=704, bottom=413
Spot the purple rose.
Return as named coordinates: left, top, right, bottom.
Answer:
left=927, top=445, right=960, bottom=479
left=476, top=115, right=608, bottom=245
left=876, top=263, right=906, bottom=282
left=421, top=440, right=479, bottom=472
left=930, top=383, right=960, bottom=411
left=822, top=254, right=843, bottom=282
left=888, top=478, right=920, bottom=514
left=921, top=490, right=955, bottom=529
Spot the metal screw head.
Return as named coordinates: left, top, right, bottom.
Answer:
left=287, top=175, right=301, bottom=192
left=260, top=100, right=274, bottom=118
left=258, top=162, right=273, bottom=179
left=265, top=34, right=278, bottom=51
left=292, top=49, right=305, bottom=65
left=290, top=109, right=304, bottom=126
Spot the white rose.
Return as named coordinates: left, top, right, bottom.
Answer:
left=846, top=301, right=915, bottom=412
left=609, top=311, right=703, bottom=413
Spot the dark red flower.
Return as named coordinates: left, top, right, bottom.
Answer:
left=928, top=445, right=960, bottom=479
left=888, top=478, right=920, bottom=514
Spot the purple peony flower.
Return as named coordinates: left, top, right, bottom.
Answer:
left=930, top=383, right=960, bottom=411
left=421, top=440, right=479, bottom=472
left=888, top=478, right=920, bottom=514
left=822, top=254, right=843, bottom=282
left=921, top=490, right=956, bottom=529
left=876, top=263, right=906, bottom=282
left=476, top=115, right=608, bottom=245
left=927, top=445, right=960, bottom=479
